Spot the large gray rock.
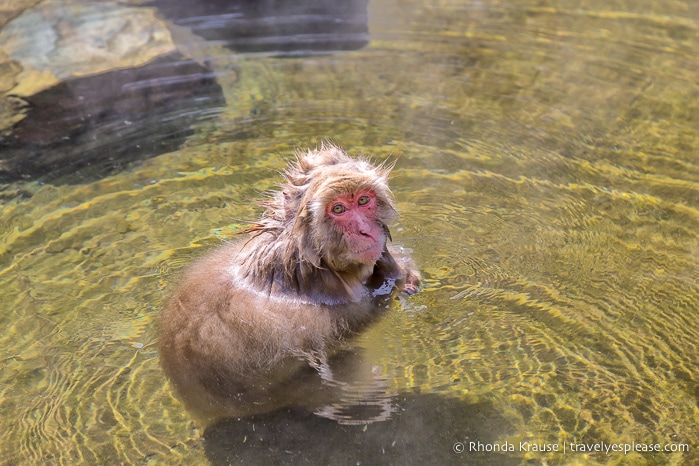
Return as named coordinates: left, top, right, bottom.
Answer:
left=0, top=2, right=175, bottom=97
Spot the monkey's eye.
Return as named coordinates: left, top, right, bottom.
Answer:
left=357, top=195, right=370, bottom=206
left=332, top=204, right=346, bottom=214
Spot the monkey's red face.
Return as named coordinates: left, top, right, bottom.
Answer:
left=326, top=189, right=385, bottom=265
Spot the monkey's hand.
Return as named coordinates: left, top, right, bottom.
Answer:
left=402, top=270, right=421, bottom=295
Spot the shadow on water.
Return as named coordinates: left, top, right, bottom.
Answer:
left=203, top=394, right=518, bottom=466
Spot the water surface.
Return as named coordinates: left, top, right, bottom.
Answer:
left=0, top=0, right=697, bottom=464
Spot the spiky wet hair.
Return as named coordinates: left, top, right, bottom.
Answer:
left=245, top=143, right=397, bottom=275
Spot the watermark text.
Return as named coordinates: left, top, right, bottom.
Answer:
left=453, top=440, right=690, bottom=455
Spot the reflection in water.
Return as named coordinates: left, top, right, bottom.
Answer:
left=0, top=0, right=697, bottom=464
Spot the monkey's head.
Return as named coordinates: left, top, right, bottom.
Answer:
left=282, top=144, right=397, bottom=273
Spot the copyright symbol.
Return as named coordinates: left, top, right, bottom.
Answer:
left=453, top=442, right=465, bottom=453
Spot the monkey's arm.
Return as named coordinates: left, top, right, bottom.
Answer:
left=391, top=244, right=421, bottom=295
left=373, top=244, right=421, bottom=295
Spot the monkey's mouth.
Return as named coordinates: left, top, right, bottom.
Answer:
left=352, top=241, right=383, bottom=262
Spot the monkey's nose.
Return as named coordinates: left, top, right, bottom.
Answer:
left=357, top=223, right=377, bottom=240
